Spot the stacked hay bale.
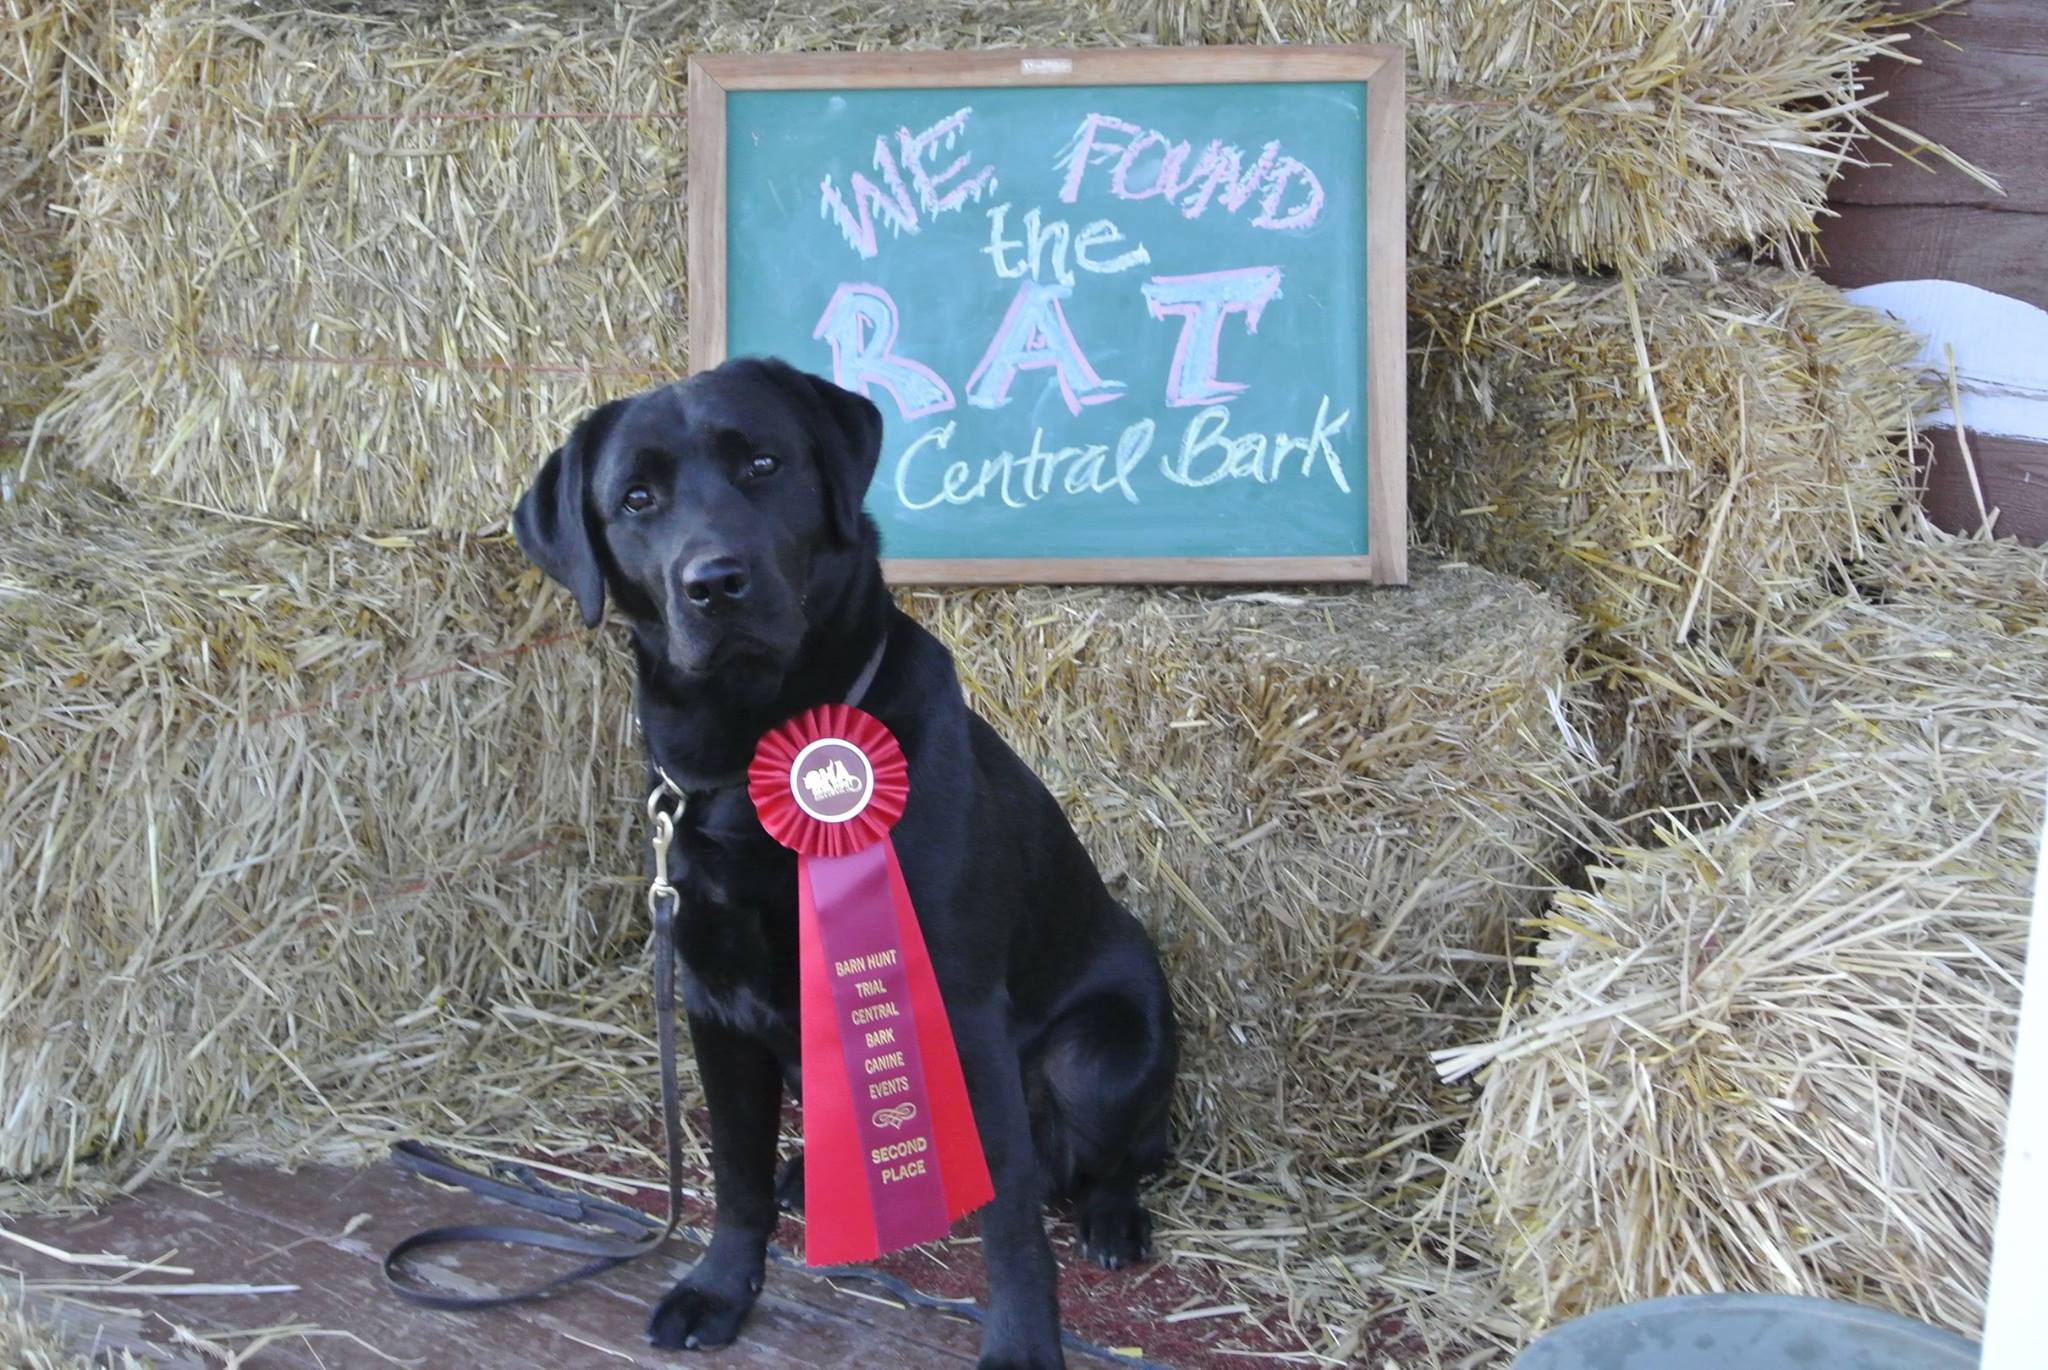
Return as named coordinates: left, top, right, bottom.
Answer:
left=21, top=6, right=1618, bottom=1357
left=904, top=574, right=1602, bottom=1330
left=1437, top=539, right=2047, bottom=1339
left=161, top=568, right=1604, bottom=1357
left=1345, top=0, right=2036, bottom=1349
left=53, top=0, right=692, bottom=529
left=51, top=0, right=1146, bottom=529
left=1410, top=266, right=1927, bottom=808
left=1144, top=0, right=2025, bottom=1354
left=0, top=0, right=126, bottom=492
left=1859, top=510, right=2048, bottom=632
left=50, top=1, right=1950, bottom=526
left=0, top=490, right=641, bottom=1182
left=12, top=0, right=1148, bottom=1187
left=10, top=0, right=2011, bottom=1362
left=1136, top=0, right=1951, bottom=274
left=1118, top=3, right=1956, bottom=820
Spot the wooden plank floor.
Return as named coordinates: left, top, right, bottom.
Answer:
left=2, top=1162, right=990, bottom=1368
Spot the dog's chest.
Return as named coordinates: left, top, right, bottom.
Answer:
left=669, top=799, right=802, bottom=1047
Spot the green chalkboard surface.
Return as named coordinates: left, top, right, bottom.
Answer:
left=690, top=48, right=1405, bottom=582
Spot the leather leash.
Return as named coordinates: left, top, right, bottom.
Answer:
left=380, top=634, right=886, bottom=1308
left=381, top=783, right=688, bottom=1308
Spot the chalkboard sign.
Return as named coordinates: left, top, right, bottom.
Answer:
left=688, top=48, right=1405, bottom=583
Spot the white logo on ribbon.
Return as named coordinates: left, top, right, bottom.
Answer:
left=788, top=737, right=875, bottom=824
left=802, top=757, right=863, bottom=801
left=871, top=1103, right=918, bottom=1131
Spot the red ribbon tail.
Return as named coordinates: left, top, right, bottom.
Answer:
left=796, top=857, right=877, bottom=1264
left=797, top=840, right=991, bottom=1265
left=883, top=844, right=994, bottom=1221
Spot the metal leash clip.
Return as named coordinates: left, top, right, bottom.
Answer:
left=646, top=783, right=680, bottom=917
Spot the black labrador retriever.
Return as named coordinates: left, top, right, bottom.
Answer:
left=514, top=356, right=1179, bottom=1370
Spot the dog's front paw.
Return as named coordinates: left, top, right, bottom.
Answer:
left=1077, top=1196, right=1153, bottom=1270
left=646, top=1276, right=759, bottom=1351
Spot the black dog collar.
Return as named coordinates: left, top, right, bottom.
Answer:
left=644, top=632, right=889, bottom=797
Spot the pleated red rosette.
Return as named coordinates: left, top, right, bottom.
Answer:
left=749, top=704, right=907, bottom=859
left=749, top=704, right=992, bottom=1266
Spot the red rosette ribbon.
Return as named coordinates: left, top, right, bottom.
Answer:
left=749, top=704, right=992, bottom=1265
left=749, top=704, right=908, bottom=859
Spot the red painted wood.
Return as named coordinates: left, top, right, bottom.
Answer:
left=1922, top=428, right=2048, bottom=546
left=1831, top=0, right=2048, bottom=213
left=1815, top=202, right=2048, bottom=312
left=1816, top=0, right=2047, bottom=539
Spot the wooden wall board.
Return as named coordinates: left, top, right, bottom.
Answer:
left=1829, top=0, right=2048, bottom=214
left=1816, top=0, right=2048, bottom=544
left=1922, top=428, right=2048, bottom=546
left=1818, top=202, right=2048, bottom=312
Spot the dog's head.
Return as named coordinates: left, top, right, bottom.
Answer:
left=514, top=357, right=883, bottom=691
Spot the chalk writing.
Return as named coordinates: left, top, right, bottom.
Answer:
left=732, top=77, right=1378, bottom=562
left=892, top=396, right=1351, bottom=512
left=1056, top=114, right=1324, bottom=230
left=983, top=204, right=1150, bottom=284
left=1142, top=266, right=1283, bottom=407
left=813, top=284, right=956, bottom=418
left=821, top=108, right=996, bottom=258
left=965, top=281, right=1124, bottom=415
left=895, top=419, right=1152, bottom=511
left=1160, top=398, right=1352, bottom=493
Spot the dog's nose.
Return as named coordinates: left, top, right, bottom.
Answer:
left=680, top=553, right=750, bottom=613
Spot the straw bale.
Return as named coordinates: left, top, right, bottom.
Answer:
left=1857, top=510, right=2048, bottom=637
left=1597, top=517, right=2048, bottom=815
left=1411, top=263, right=1928, bottom=809
left=900, top=572, right=1603, bottom=1184
left=50, top=0, right=1143, bottom=531
left=1412, top=265, right=1924, bottom=651
left=901, top=574, right=1607, bottom=1352
left=1, top=0, right=127, bottom=486
left=1436, top=581, right=2047, bottom=1340
left=1126, top=0, right=1967, bottom=274
left=0, top=488, right=642, bottom=1183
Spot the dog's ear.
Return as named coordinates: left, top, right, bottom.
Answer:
left=514, top=400, right=623, bottom=628
left=796, top=368, right=885, bottom=545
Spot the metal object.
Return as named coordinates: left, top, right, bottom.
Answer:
left=1511, top=1293, right=1980, bottom=1370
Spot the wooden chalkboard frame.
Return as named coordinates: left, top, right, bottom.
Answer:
left=688, top=46, right=1406, bottom=584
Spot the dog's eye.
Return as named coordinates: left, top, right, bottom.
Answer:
left=621, top=485, right=655, bottom=513
left=745, top=454, right=781, bottom=480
